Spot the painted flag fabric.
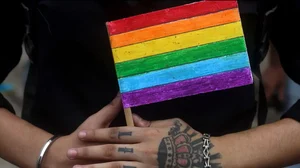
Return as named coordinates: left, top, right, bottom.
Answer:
left=106, top=1, right=253, bottom=108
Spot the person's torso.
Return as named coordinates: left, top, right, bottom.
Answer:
left=22, top=0, right=257, bottom=136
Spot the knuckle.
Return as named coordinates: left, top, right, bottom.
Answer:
left=107, top=103, right=115, bottom=109
left=138, top=144, right=157, bottom=156
left=87, top=129, right=96, bottom=140
left=144, top=147, right=157, bottom=155
left=162, top=118, right=178, bottom=126
left=145, top=128, right=160, bottom=137
left=78, top=147, right=90, bottom=158
left=108, top=100, right=118, bottom=109
left=103, top=145, right=116, bottom=158
left=172, top=118, right=185, bottom=124
left=173, top=118, right=182, bottom=122
left=108, top=127, right=119, bottom=140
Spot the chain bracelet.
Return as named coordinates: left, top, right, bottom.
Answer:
left=202, top=133, right=211, bottom=168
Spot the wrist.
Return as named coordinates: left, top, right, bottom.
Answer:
left=41, top=136, right=70, bottom=168
left=210, top=136, right=233, bottom=168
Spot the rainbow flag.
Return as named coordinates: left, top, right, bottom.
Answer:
left=107, top=1, right=253, bottom=108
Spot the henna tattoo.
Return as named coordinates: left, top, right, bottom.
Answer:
left=118, top=147, right=134, bottom=153
left=123, top=166, right=136, bottom=168
left=157, top=120, right=222, bottom=168
left=118, top=132, right=132, bottom=139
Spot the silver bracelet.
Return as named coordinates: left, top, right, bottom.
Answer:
left=202, top=133, right=211, bottom=168
left=36, top=135, right=61, bottom=168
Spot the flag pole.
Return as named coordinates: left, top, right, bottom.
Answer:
left=124, top=108, right=134, bottom=126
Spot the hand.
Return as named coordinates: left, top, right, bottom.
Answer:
left=42, top=93, right=122, bottom=168
left=70, top=115, right=222, bottom=168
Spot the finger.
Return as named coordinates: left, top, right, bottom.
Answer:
left=133, top=114, right=175, bottom=127
left=133, top=114, right=180, bottom=128
left=78, top=127, right=165, bottom=143
left=67, top=144, right=140, bottom=161
left=73, top=161, right=154, bottom=168
left=149, top=119, right=179, bottom=128
left=132, top=114, right=151, bottom=127
left=82, top=93, right=122, bottom=129
left=78, top=127, right=145, bottom=143
left=97, top=93, right=122, bottom=127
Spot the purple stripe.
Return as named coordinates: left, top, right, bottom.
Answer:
left=122, top=68, right=253, bottom=108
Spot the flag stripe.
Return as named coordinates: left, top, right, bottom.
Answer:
left=116, top=37, right=246, bottom=78
left=110, top=8, right=240, bottom=48
left=122, top=68, right=253, bottom=108
left=113, top=22, right=243, bottom=63
left=118, top=52, right=250, bottom=93
left=107, top=1, right=238, bottom=35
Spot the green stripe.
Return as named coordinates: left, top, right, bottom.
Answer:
left=116, top=37, right=246, bottom=78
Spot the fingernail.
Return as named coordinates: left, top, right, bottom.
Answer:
left=67, top=149, right=78, bottom=159
left=78, top=131, right=87, bottom=139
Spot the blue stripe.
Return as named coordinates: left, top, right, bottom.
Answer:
left=119, top=52, right=250, bottom=93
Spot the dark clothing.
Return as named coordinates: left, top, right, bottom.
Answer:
left=282, top=100, right=300, bottom=122
left=239, top=0, right=258, bottom=14
left=269, top=0, right=300, bottom=122
left=270, top=1, right=300, bottom=85
left=1, top=0, right=299, bottom=136
left=1, top=1, right=25, bottom=112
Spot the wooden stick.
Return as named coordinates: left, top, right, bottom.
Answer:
left=124, top=108, right=134, bottom=126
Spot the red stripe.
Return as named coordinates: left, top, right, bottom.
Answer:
left=106, top=1, right=238, bottom=35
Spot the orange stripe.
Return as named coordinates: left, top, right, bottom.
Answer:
left=110, top=8, right=240, bottom=48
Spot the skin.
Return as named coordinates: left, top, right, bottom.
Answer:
left=1, top=91, right=300, bottom=168
left=0, top=94, right=122, bottom=168
left=68, top=118, right=220, bottom=168
left=263, top=42, right=286, bottom=103
left=69, top=115, right=300, bottom=168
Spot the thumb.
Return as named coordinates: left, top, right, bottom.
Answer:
left=132, top=113, right=151, bottom=127
left=79, top=93, right=122, bottom=130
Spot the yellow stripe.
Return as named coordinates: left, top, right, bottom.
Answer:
left=112, top=22, right=244, bottom=63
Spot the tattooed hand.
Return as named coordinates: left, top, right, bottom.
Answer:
left=69, top=116, right=222, bottom=168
